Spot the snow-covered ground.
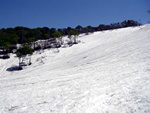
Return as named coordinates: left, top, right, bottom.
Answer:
left=0, top=24, right=150, bottom=113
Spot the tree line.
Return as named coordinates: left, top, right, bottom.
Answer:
left=0, top=20, right=140, bottom=61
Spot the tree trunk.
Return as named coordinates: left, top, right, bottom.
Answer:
left=29, top=56, right=31, bottom=65
left=19, top=57, right=22, bottom=69
left=34, top=41, right=35, bottom=50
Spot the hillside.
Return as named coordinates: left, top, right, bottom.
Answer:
left=0, top=24, right=150, bottom=113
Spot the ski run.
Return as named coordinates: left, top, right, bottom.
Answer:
left=0, top=24, right=150, bottom=113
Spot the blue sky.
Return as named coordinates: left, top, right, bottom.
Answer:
left=0, top=0, right=149, bottom=29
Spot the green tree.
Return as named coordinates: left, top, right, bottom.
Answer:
left=41, top=27, right=50, bottom=35
left=86, top=25, right=93, bottom=32
left=68, top=29, right=80, bottom=44
left=43, top=34, right=49, bottom=39
left=76, top=25, right=83, bottom=31
left=52, top=32, right=62, bottom=38
left=9, top=34, right=19, bottom=44
left=52, top=32, right=63, bottom=46
left=50, top=28, right=56, bottom=37
left=4, top=42, right=11, bottom=52
left=27, top=37, right=35, bottom=44
left=16, top=42, right=34, bottom=69
left=14, top=26, right=27, bottom=44
left=0, top=39, right=5, bottom=51
left=57, top=28, right=63, bottom=32
left=32, top=28, right=42, bottom=49
left=67, top=27, right=72, bottom=31
left=0, top=33, right=11, bottom=53
left=6, top=28, right=16, bottom=34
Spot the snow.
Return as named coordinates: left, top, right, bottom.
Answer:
left=0, top=24, right=150, bottom=113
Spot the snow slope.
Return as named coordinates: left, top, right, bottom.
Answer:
left=0, top=24, right=150, bottom=113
